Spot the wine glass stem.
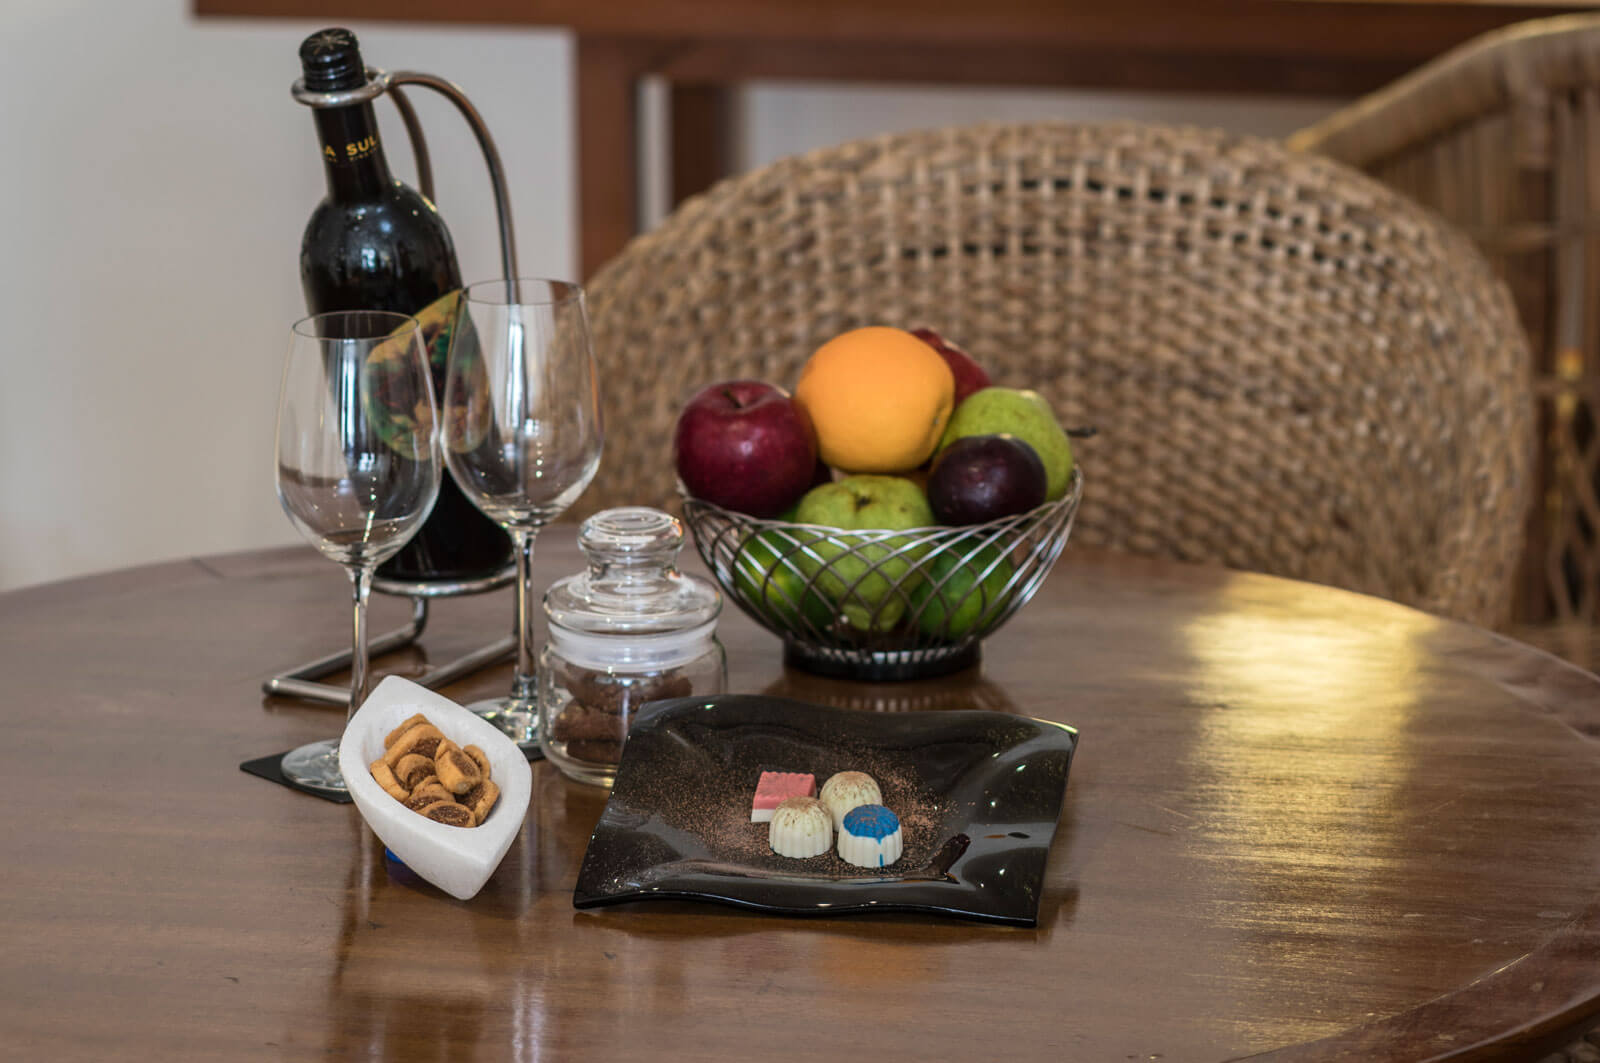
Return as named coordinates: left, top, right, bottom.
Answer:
left=348, top=564, right=375, bottom=720
left=510, top=527, right=539, bottom=704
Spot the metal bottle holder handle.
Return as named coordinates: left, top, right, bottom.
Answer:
left=266, top=69, right=521, bottom=706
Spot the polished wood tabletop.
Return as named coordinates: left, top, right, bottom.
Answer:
left=8, top=540, right=1600, bottom=1060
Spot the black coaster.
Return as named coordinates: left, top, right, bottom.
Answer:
left=240, top=751, right=354, bottom=804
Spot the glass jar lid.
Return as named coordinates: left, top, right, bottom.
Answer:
left=544, top=507, right=722, bottom=639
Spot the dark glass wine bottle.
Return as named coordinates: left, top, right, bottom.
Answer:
left=297, top=28, right=512, bottom=586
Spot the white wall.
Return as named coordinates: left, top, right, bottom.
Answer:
left=0, top=0, right=1338, bottom=591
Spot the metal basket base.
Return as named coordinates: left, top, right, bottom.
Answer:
left=782, top=640, right=981, bottom=682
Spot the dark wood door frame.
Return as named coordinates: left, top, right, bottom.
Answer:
left=194, top=1, right=1593, bottom=275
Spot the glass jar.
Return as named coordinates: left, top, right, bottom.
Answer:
left=539, top=507, right=726, bottom=786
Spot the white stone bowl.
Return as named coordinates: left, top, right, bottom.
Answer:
left=338, top=676, right=532, bottom=900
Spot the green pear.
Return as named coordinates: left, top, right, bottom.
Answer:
left=908, top=543, right=1017, bottom=640
left=793, top=476, right=934, bottom=631
left=938, top=387, right=1075, bottom=500
left=731, top=528, right=836, bottom=634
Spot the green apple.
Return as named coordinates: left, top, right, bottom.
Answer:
left=909, top=543, right=1017, bottom=640
left=793, top=475, right=935, bottom=631
left=938, top=387, right=1075, bottom=500
left=731, top=529, right=835, bottom=633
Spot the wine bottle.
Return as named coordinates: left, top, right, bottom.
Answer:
left=297, top=27, right=512, bottom=586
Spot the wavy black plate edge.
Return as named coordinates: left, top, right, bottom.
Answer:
left=571, top=694, right=1079, bottom=927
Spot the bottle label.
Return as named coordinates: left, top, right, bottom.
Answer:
left=361, top=319, right=437, bottom=462
left=412, top=289, right=461, bottom=379
left=313, top=103, right=386, bottom=176
left=343, top=135, right=379, bottom=162
left=364, top=290, right=478, bottom=459
left=322, top=135, right=379, bottom=164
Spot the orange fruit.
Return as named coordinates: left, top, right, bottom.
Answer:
left=793, top=327, right=956, bottom=474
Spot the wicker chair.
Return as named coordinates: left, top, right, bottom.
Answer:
left=579, top=122, right=1533, bottom=629
left=1290, top=14, right=1600, bottom=663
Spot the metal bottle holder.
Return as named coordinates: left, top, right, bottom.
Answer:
left=265, top=68, right=522, bottom=705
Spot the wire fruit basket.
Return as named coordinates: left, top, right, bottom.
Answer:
left=682, top=467, right=1083, bottom=680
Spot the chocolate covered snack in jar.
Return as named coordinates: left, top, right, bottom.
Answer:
left=539, top=507, right=725, bottom=786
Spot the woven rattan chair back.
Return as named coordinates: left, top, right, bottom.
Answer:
left=1291, top=15, right=1600, bottom=657
left=581, top=122, right=1532, bottom=629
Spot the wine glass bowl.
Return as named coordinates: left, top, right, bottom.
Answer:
left=274, top=310, right=442, bottom=794
left=443, top=278, right=604, bottom=746
left=446, top=420, right=600, bottom=526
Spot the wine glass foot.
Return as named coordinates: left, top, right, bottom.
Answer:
left=281, top=738, right=348, bottom=795
left=466, top=697, right=544, bottom=757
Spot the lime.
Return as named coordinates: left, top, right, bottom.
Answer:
left=909, top=543, right=1016, bottom=640
left=732, top=530, right=834, bottom=633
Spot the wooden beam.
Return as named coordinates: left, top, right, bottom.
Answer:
left=669, top=83, right=734, bottom=206
left=194, top=1, right=1592, bottom=67
left=651, top=38, right=1411, bottom=98
left=576, top=36, right=649, bottom=278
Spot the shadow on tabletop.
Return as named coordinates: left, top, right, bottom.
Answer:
left=759, top=664, right=1021, bottom=715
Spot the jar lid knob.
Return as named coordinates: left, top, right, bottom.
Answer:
left=577, top=507, right=684, bottom=565
left=546, top=504, right=722, bottom=639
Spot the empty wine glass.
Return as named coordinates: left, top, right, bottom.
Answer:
left=443, top=278, right=604, bottom=747
left=275, top=310, right=442, bottom=794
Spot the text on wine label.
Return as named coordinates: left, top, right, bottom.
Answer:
left=322, top=136, right=379, bottom=163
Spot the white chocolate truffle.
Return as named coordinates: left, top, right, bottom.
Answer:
left=837, top=804, right=903, bottom=869
left=768, top=796, right=832, bottom=858
left=819, top=771, right=882, bottom=829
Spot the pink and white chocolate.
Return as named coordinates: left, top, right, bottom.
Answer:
left=750, top=771, right=817, bottom=822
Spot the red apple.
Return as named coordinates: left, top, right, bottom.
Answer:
left=674, top=380, right=819, bottom=517
left=911, top=327, right=991, bottom=405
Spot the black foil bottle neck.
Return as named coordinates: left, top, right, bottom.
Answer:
left=301, top=29, right=394, bottom=203
left=313, top=105, right=394, bottom=203
left=300, top=27, right=366, bottom=92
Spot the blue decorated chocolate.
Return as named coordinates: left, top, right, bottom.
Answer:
left=838, top=803, right=903, bottom=868
left=842, top=804, right=900, bottom=839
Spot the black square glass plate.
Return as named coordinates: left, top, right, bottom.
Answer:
left=572, top=694, right=1078, bottom=926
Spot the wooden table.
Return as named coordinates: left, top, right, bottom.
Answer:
left=197, top=0, right=1596, bottom=275
left=9, top=540, right=1600, bottom=1058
